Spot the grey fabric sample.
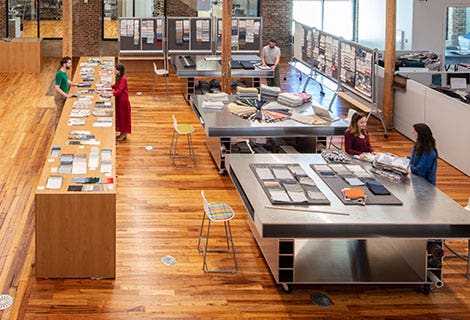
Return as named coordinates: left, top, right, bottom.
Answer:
left=256, top=167, right=275, bottom=180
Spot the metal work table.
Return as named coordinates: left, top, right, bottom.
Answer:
left=171, top=55, right=274, bottom=101
left=190, top=95, right=348, bottom=173
left=229, top=153, right=470, bottom=293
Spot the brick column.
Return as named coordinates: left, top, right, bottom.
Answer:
left=166, top=0, right=197, bottom=17
left=259, top=0, right=293, bottom=57
left=0, top=0, right=6, bottom=37
left=72, top=0, right=102, bottom=56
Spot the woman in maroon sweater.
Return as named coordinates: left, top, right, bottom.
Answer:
left=344, top=112, right=373, bottom=160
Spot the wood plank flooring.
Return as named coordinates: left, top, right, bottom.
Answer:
left=0, top=58, right=469, bottom=319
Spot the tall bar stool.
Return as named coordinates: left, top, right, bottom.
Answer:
left=170, top=115, right=196, bottom=168
left=152, top=62, right=169, bottom=101
left=197, top=190, right=237, bottom=273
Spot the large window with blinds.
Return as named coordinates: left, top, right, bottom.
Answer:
left=293, top=0, right=354, bottom=40
left=446, top=6, right=470, bottom=50
left=7, top=0, right=63, bottom=39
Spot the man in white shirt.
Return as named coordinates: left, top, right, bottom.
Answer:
left=261, top=38, right=281, bottom=87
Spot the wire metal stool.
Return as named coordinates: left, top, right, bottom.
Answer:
left=197, top=190, right=237, bottom=273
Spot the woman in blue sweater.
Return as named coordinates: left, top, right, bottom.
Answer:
left=408, top=123, right=438, bottom=185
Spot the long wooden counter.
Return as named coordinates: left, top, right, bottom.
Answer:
left=0, top=38, right=42, bottom=73
left=35, top=57, right=116, bottom=278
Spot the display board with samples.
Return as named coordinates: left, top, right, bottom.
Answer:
left=119, top=17, right=165, bottom=54
left=167, top=17, right=212, bottom=53
left=216, top=17, right=262, bottom=53
left=294, top=21, right=376, bottom=102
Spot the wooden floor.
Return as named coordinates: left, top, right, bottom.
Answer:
left=0, top=58, right=469, bottom=319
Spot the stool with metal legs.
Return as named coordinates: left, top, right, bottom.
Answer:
left=152, top=62, right=169, bottom=101
left=170, top=115, right=196, bottom=168
left=197, top=190, right=237, bottom=273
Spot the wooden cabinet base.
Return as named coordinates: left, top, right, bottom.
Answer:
left=0, top=38, right=42, bottom=73
left=35, top=193, right=116, bottom=278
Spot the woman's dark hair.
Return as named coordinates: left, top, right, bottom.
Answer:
left=348, top=112, right=367, bottom=137
left=413, top=123, right=437, bottom=156
left=116, top=64, right=125, bottom=82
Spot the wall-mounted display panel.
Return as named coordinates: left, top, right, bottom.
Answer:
left=119, top=17, right=165, bottom=54
left=167, top=17, right=212, bottom=54
left=216, top=17, right=262, bottom=53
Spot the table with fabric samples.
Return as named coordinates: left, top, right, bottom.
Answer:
left=190, top=94, right=348, bottom=173
left=229, top=153, right=470, bottom=293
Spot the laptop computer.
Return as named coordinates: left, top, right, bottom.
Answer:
left=313, top=106, right=340, bottom=122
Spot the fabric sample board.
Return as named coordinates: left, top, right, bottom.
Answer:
left=310, top=164, right=402, bottom=205
left=250, top=163, right=330, bottom=205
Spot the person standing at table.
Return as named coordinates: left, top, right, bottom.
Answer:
left=112, top=64, right=132, bottom=141
left=344, top=112, right=373, bottom=160
left=54, top=56, right=77, bottom=120
left=408, top=123, right=438, bottom=185
left=261, top=38, right=281, bottom=87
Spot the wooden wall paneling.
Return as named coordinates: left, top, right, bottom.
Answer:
left=0, top=39, right=42, bottom=73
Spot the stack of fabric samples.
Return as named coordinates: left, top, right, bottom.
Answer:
left=260, top=84, right=281, bottom=101
left=204, top=92, right=230, bottom=103
left=237, top=87, right=259, bottom=99
left=277, top=92, right=304, bottom=107
left=201, top=101, right=225, bottom=110
left=293, top=92, right=312, bottom=103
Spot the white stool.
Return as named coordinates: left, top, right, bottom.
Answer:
left=152, top=62, right=169, bottom=100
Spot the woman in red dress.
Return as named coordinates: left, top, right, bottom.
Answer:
left=112, top=64, right=131, bottom=141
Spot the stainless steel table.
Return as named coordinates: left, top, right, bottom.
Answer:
left=190, top=95, right=348, bottom=173
left=171, top=55, right=274, bottom=101
left=229, top=153, right=470, bottom=293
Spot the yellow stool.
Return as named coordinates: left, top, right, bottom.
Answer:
left=198, top=190, right=237, bottom=273
left=170, top=115, right=196, bottom=168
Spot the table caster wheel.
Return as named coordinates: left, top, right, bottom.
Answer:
left=281, top=283, right=293, bottom=293
left=422, top=284, right=432, bottom=295
left=384, top=133, right=388, bottom=138
left=218, top=169, right=226, bottom=175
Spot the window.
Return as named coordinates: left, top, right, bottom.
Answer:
left=292, top=0, right=322, bottom=29
left=446, top=6, right=470, bottom=50
left=199, top=0, right=259, bottom=18
left=293, top=0, right=354, bottom=41
left=103, top=0, right=162, bottom=40
left=7, top=0, right=63, bottom=39
left=324, top=0, right=352, bottom=39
